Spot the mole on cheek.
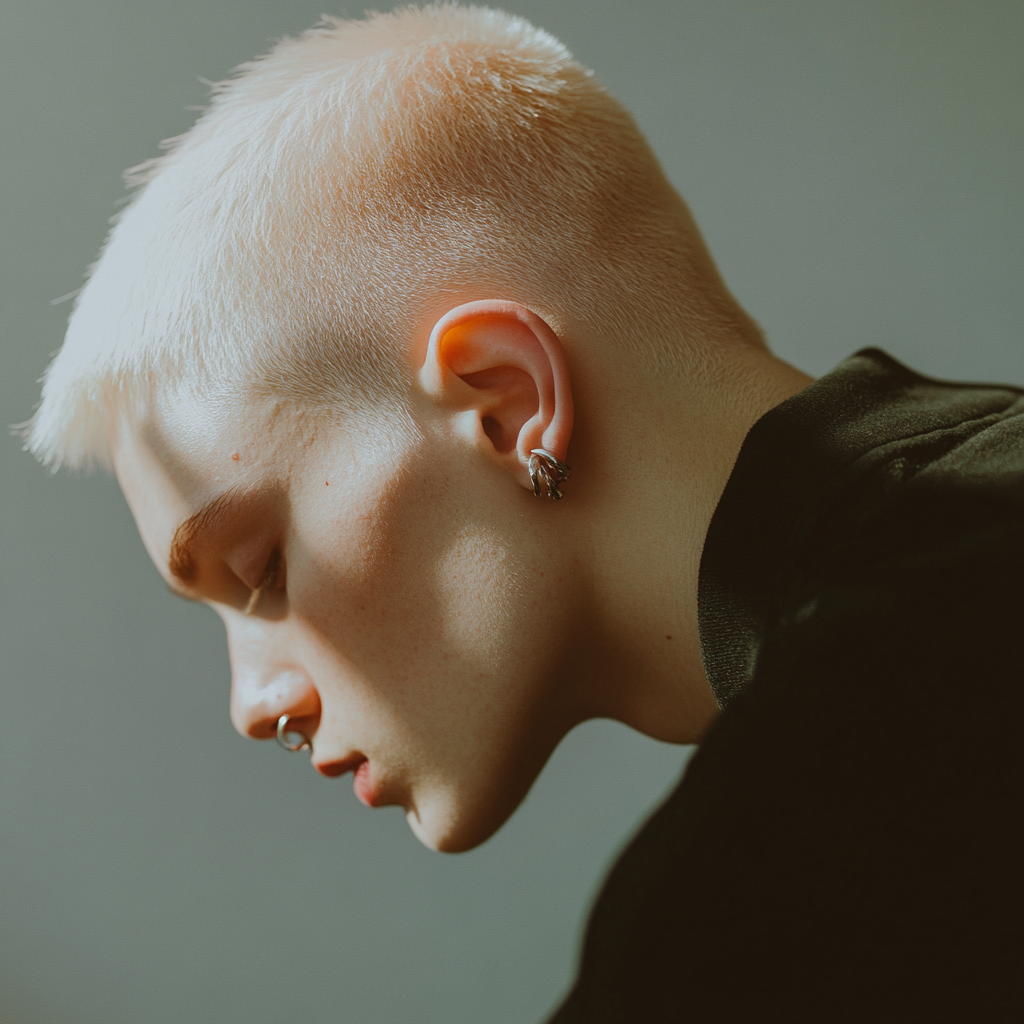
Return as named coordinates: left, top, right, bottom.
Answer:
left=231, top=453, right=240, bottom=461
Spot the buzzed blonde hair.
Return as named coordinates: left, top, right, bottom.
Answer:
left=26, top=3, right=762, bottom=470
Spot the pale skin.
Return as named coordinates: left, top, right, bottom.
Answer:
left=113, top=299, right=812, bottom=853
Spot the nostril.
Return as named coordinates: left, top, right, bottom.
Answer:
left=247, top=709, right=318, bottom=744
left=241, top=715, right=277, bottom=741
left=227, top=663, right=322, bottom=741
left=229, top=696, right=322, bottom=743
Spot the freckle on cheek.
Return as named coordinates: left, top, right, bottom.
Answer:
left=231, top=453, right=240, bottom=461
left=325, top=480, right=329, bottom=486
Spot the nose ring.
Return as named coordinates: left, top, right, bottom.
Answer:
left=276, top=713, right=313, bottom=753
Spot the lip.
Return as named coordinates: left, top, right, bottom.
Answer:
left=315, top=753, right=380, bottom=806
left=315, top=754, right=367, bottom=779
left=314, top=755, right=380, bottom=807
left=352, top=760, right=380, bottom=807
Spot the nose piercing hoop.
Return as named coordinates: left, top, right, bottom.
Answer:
left=276, top=713, right=313, bottom=753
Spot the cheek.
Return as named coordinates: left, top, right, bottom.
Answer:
left=283, top=470, right=463, bottom=741
left=435, top=527, right=525, bottom=669
left=288, top=470, right=561, bottom=766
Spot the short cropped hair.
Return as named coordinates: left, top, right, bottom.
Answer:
left=26, top=3, right=762, bottom=470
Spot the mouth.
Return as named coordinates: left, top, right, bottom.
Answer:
left=315, top=754, right=379, bottom=807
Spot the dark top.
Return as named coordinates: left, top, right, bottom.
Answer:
left=549, top=349, right=1024, bottom=1023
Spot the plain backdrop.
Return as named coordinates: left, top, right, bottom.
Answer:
left=1, top=2, right=1021, bottom=1022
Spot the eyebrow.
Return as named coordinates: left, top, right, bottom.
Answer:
left=166, top=489, right=241, bottom=600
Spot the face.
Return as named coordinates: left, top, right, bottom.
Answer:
left=113, top=389, right=586, bottom=852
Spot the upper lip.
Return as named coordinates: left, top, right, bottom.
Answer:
left=313, top=753, right=367, bottom=778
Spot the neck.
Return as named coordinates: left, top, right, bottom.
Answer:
left=564, top=341, right=813, bottom=743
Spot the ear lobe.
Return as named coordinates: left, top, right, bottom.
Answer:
left=419, top=300, right=574, bottom=489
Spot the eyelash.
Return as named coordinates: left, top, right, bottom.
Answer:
left=244, top=549, right=283, bottom=616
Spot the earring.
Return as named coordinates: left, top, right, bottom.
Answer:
left=529, top=448, right=571, bottom=500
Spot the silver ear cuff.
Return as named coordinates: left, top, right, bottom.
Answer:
left=276, top=713, right=312, bottom=753
left=529, top=448, right=571, bottom=500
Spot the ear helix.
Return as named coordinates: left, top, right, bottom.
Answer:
left=528, top=448, right=571, bottom=500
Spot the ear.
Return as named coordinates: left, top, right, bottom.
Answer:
left=418, top=300, right=574, bottom=492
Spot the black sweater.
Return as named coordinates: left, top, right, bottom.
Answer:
left=550, top=349, right=1024, bottom=1023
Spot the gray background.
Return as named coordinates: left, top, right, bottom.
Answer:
left=2, top=2, right=1021, bottom=1022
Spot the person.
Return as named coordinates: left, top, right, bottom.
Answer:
left=23, top=5, right=1022, bottom=1020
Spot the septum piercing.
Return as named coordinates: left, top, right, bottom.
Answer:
left=276, top=713, right=313, bottom=753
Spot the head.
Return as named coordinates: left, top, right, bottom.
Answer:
left=26, top=5, right=765, bottom=851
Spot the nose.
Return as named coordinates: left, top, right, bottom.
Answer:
left=224, top=614, right=321, bottom=741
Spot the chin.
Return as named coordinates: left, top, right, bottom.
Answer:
left=403, top=748, right=557, bottom=853
left=404, top=795, right=509, bottom=854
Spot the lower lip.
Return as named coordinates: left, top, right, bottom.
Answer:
left=352, top=760, right=379, bottom=807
